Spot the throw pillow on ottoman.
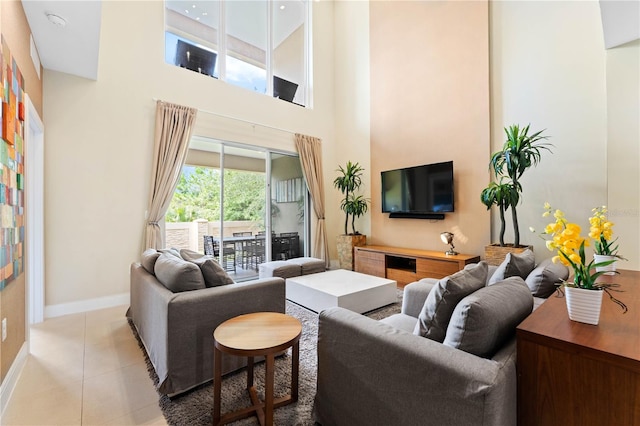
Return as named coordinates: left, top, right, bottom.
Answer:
left=286, top=257, right=326, bottom=275
left=258, top=261, right=302, bottom=279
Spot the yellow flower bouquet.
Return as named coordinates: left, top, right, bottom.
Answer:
left=589, top=206, right=625, bottom=259
left=534, top=203, right=627, bottom=314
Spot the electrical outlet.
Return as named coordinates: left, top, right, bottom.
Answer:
left=1, top=318, right=6, bottom=342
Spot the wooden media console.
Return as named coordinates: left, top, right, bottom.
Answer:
left=354, top=245, right=480, bottom=287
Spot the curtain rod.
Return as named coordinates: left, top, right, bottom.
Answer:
left=153, top=98, right=296, bottom=135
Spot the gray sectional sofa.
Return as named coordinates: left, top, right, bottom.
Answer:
left=314, top=251, right=568, bottom=426
left=128, top=248, right=286, bottom=396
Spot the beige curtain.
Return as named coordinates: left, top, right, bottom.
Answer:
left=295, top=133, right=330, bottom=266
left=145, top=101, right=198, bottom=249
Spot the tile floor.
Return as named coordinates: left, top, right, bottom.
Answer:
left=1, top=305, right=167, bottom=425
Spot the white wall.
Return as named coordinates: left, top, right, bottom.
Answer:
left=606, top=40, right=640, bottom=270
left=43, top=0, right=337, bottom=308
left=331, top=0, right=371, bottom=245
left=490, top=1, right=608, bottom=261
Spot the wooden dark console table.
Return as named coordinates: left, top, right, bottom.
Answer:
left=516, top=269, right=640, bottom=426
left=354, top=245, right=480, bottom=287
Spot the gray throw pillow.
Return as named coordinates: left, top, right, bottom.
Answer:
left=443, top=276, right=533, bottom=358
left=140, top=248, right=160, bottom=274
left=159, top=247, right=181, bottom=258
left=525, top=258, right=569, bottom=298
left=154, top=253, right=206, bottom=292
left=413, top=261, right=488, bottom=342
left=180, top=249, right=234, bottom=287
left=488, top=249, right=535, bottom=285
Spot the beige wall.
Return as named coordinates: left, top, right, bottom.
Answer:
left=491, top=1, right=609, bottom=262
left=606, top=40, right=640, bottom=270
left=43, top=0, right=336, bottom=309
left=369, top=1, right=491, bottom=257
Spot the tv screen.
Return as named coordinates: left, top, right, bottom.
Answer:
left=273, top=76, right=298, bottom=102
left=175, top=40, right=217, bottom=77
left=381, top=161, right=454, bottom=214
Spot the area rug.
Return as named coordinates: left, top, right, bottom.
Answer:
left=129, top=291, right=403, bottom=426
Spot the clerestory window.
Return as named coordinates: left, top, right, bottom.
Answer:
left=164, top=0, right=310, bottom=107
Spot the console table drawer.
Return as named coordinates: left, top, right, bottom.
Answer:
left=386, top=268, right=417, bottom=287
left=417, top=258, right=459, bottom=279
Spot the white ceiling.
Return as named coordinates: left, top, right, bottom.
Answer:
left=20, top=0, right=640, bottom=82
left=599, top=0, right=640, bottom=48
left=165, top=0, right=305, bottom=49
left=21, top=0, right=102, bottom=80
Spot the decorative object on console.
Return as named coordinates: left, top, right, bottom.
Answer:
left=589, top=205, right=626, bottom=275
left=440, top=231, right=458, bottom=255
left=481, top=124, right=551, bottom=262
left=333, top=161, right=369, bottom=270
left=534, top=203, right=628, bottom=324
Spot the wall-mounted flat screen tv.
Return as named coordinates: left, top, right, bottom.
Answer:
left=381, top=161, right=454, bottom=215
left=175, top=40, right=217, bottom=77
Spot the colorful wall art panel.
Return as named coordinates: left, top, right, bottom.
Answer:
left=0, top=36, right=25, bottom=290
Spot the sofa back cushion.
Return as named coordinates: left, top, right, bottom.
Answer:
left=525, top=258, right=569, bottom=298
left=141, top=248, right=161, bottom=274
left=413, top=261, right=488, bottom=342
left=154, top=253, right=206, bottom=292
left=488, top=249, right=535, bottom=285
left=180, top=249, right=234, bottom=287
left=443, top=276, right=533, bottom=358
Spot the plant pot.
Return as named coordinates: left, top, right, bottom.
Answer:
left=336, top=234, right=366, bottom=270
left=594, top=254, right=617, bottom=276
left=484, top=244, right=533, bottom=266
left=564, top=286, right=603, bottom=325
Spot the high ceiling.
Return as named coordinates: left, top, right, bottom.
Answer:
left=21, top=0, right=102, bottom=80
left=19, top=0, right=640, bottom=82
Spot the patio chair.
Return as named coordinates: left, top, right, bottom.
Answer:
left=203, top=235, right=236, bottom=272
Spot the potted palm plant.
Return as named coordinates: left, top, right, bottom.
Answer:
left=334, top=161, right=369, bottom=270
left=481, top=124, right=552, bottom=264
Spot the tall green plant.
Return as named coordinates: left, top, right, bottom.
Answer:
left=333, top=161, right=369, bottom=235
left=482, top=124, right=552, bottom=247
left=480, top=180, right=518, bottom=246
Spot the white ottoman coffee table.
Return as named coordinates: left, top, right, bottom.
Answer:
left=286, top=269, right=397, bottom=314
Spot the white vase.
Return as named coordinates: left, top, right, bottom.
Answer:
left=594, top=254, right=616, bottom=276
left=564, top=286, right=604, bottom=325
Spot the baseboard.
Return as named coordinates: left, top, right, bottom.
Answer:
left=44, top=292, right=130, bottom=318
left=0, top=342, right=28, bottom=419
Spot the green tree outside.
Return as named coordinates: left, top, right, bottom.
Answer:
left=166, top=166, right=266, bottom=223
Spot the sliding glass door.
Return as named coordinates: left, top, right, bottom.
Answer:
left=270, top=152, right=306, bottom=261
left=166, top=137, right=308, bottom=281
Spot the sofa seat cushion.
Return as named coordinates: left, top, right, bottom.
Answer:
left=414, top=261, right=488, bottom=342
left=525, top=258, right=569, bottom=298
left=380, top=313, right=418, bottom=333
left=141, top=248, right=161, bottom=274
left=154, top=253, right=206, bottom=292
left=286, top=257, right=326, bottom=275
left=180, top=249, right=234, bottom=287
left=258, top=261, right=302, bottom=279
left=488, top=249, right=535, bottom=285
left=443, top=276, right=533, bottom=358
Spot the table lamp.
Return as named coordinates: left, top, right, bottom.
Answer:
left=440, top=232, right=458, bottom=256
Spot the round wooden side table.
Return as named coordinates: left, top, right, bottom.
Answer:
left=212, top=312, right=302, bottom=426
